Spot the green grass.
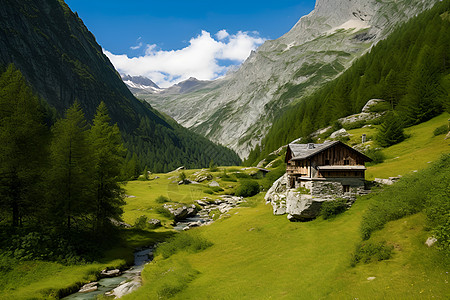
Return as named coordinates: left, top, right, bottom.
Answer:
left=366, top=113, right=450, bottom=180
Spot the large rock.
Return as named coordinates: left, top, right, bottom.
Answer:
left=330, top=128, right=349, bottom=139
left=163, top=204, right=198, bottom=221
left=286, top=191, right=328, bottom=221
left=361, top=99, right=386, bottom=113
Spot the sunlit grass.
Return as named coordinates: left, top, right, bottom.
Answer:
left=366, top=113, right=449, bottom=180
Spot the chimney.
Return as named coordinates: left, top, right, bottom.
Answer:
left=307, top=143, right=315, bottom=149
left=362, top=134, right=367, bottom=143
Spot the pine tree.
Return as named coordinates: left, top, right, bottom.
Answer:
left=48, top=101, right=93, bottom=231
left=0, top=65, right=49, bottom=227
left=89, top=102, right=126, bottom=233
left=375, top=112, right=406, bottom=147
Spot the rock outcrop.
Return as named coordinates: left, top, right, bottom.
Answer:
left=266, top=173, right=360, bottom=221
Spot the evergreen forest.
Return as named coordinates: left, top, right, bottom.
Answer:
left=245, top=0, right=450, bottom=165
left=0, top=65, right=127, bottom=262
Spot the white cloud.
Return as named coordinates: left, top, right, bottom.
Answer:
left=105, top=30, right=265, bottom=88
left=130, top=37, right=143, bottom=50
left=216, top=29, right=229, bottom=40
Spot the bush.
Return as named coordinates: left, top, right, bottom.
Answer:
left=178, top=171, right=187, bottom=182
left=320, top=199, right=348, bottom=219
left=235, top=172, right=251, bottom=179
left=350, top=241, right=394, bottom=267
left=203, top=189, right=214, bottom=195
left=433, top=124, right=448, bottom=136
left=134, top=215, right=148, bottom=230
left=235, top=180, right=260, bottom=197
left=155, top=195, right=170, bottom=203
left=365, top=148, right=386, bottom=165
left=156, top=207, right=174, bottom=219
left=155, top=232, right=213, bottom=259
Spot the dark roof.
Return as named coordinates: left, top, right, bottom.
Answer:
left=288, top=141, right=372, bottom=162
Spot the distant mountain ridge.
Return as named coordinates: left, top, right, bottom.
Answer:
left=0, top=0, right=240, bottom=171
left=136, top=0, right=439, bottom=159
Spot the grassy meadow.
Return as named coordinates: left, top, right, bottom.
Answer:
left=0, top=114, right=448, bottom=299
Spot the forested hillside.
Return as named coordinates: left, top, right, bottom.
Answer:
left=246, top=0, right=450, bottom=165
left=0, top=0, right=240, bottom=172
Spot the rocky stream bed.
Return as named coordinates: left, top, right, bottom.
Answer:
left=62, top=194, right=244, bottom=299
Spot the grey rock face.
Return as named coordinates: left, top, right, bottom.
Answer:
left=138, top=0, right=438, bottom=159
left=286, top=191, right=327, bottom=221
left=163, top=204, right=198, bottom=221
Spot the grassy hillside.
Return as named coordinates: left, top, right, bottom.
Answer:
left=120, top=115, right=449, bottom=299
left=365, top=112, right=450, bottom=179
left=1, top=111, right=447, bottom=299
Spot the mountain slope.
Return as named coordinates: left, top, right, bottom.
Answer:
left=0, top=0, right=240, bottom=171
left=250, top=0, right=450, bottom=164
left=139, top=0, right=439, bottom=159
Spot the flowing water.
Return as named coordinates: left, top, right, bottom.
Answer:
left=62, top=247, right=153, bottom=300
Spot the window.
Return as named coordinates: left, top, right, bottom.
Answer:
left=344, top=159, right=349, bottom=165
left=343, top=185, right=350, bottom=193
left=325, top=159, right=330, bottom=165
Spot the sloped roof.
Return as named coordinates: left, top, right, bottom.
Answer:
left=317, top=166, right=367, bottom=170
left=288, top=141, right=372, bottom=162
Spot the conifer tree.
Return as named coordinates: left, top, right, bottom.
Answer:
left=375, top=112, right=406, bottom=147
left=89, top=102, right=126, bottom=233
left=49, top=101, right=93, bottom=231
left=0, top=65, right=49, bottom=227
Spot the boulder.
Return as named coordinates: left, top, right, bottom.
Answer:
left=361, top=99, right=386, bottom=113
left=425, top=237, right=437, bottom=247
left=101, top=269, right=121, bottom=277
left=209, top=181, right=220, bottom=187
left=286, top=191, right=327, bottom=221
left=164, top=204, right=198, bottom=221
left=265, top=173, right=289, bottom=203
left=79, top=282, right=98, bottom=293
left=107, top=277, right=142, bottom=298
left=330, top=128, right=349, bottom=139
left=147, top=219, right=161, bottom=227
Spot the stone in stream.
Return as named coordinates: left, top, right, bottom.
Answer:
left=78, top=282, right=98, bottom=293
left=101, top=269, right=121, bottom=277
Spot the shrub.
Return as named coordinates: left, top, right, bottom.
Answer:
left=350, top=241, right=394, bottom=267
left=134, top=215, right=148, bottom=230
left=296, top=187, right=310, bottom=194
left=320, top=199, right=348, bottom=219
left=155, top=207, right=174, bottom=219
left=210, top=186, right=224, bottom=193
left=433, top=124, right=448, bottom=136
left=209, top=160, right=218, bottom=172
left=203, top=189, right=214, bottom=195
left=365, top=148, right=386, bottom=165
left=235, top=180, right=260, bottom=197
left=235, top=172, right=251, bottom=179
left=178, top=171, right=187, bottom=182
left=155, top=195, right=170, bottom=203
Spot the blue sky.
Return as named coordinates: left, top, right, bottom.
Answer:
left=65, top=0, right=316, bottom=87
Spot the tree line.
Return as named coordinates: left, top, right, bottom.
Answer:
left=0, top=65, right=125, bottom=260
left=246, top=0, right=450, bottom=165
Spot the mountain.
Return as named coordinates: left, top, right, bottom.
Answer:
left=121, top=74, right=162, bottom=94
left=138, top=0, right=439, bottom=159
left=0, top=0, right=240, bottom=171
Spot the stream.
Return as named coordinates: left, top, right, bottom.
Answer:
left=62, top=247, right=153, bottom=300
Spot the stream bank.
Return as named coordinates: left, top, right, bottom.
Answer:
left=62, top=247, right=153, bottom=300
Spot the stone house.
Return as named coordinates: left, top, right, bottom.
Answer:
left=285, top=141, right=372, bottom=196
